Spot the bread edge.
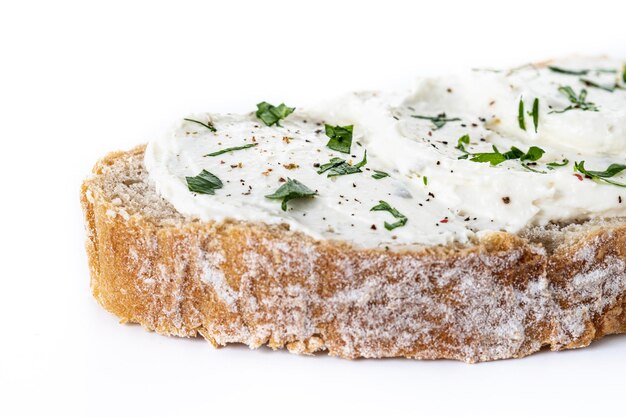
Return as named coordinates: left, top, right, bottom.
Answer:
left=80, top=146, right=626, bottom=362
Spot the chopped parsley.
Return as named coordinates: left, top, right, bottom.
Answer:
left=518, top=98, right=526, bottom=131
left=204, top=143, right=258, bottom=157
left=548, top=66, right=616, bottom=76
left=546, top=159, right=569, bottom=170
left=265, top=178, right=317, bottom=211
left=371, top=170, right=390, bottom=179
left=550, top=86, right=598, bottom=113
left=456, top=134, right=470, bottom=154
left=317, top=151, right=367, bottom=177
left=623, top=65, right=626, bottom=83
left=466, top=145, right=544, bottom=167
left=531, top=98, right=539, bottom=132
left=547, top=66, right=589, bottom=76
left=184, top=118, right=216, bottom=132
left=518, top=98, right=539, bottom=132
left=423, top=176, right=428, bottom=186
left=370, top=200, right=408, bottom=230
left=255, top=102, right=295, bottom=127
left=579, top=78, right=620, bottom=93
left=325, top=124, right=354, bottom=153
left=186, top=170, right=223, bottom=195
left=411, top=113, right=461, bottom=130
left=573, top=161, right=626, bottom=187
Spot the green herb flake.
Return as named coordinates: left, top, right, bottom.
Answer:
left=456, top=134, right=470, bottom=152
left=548, top=66, right=589, bottom=76
left=317, top=151, right=367, bottom=177
left=186, top=169, right=223, bottom=195
left=623, top=65, right=626, bottom=83
left=550, top=86, right=599, bottom=113
left=518, top=98, right=526, bottom=131
left=574, top=161, right=626, bottom=187
left=255, top=102, right=295, bottom=127
left=470, top=151, right=507, bottom=166
left=370, top=200, right=408, bottom=230
left=184, top=118, right=217, bottom=132
left=531, top=98, right=539, bottom=133
left=372, top=170, right=390, bottom=179
left=204, top=143, right=258, bottom=157
left=265, top=178, right=317, bottom=211
left=423, top=176, right=428, bottom=186
left=469, top=145, right=544, bottom=167
left=411, top=113, right=461, bottom=130
left=520, top=146, right=545, bottom=162
left=325, top=124, right=354, bottom=154
left=579, top=78, right=618, bottom=93
left=546, top=159, right=569, bottom=170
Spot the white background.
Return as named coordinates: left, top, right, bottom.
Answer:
left=1, top=1, right=624, bottom=416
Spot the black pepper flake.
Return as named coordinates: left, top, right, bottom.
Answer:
left=502, top=196, right=511, bottom=204
left=313, top=162, right=320, bottom=168
left=428, top=192, right=435, bottom=198
left=620, top=196, right=623, bottom=204
left=278, top=177, right=286, bottom=182
left=436, top=161, right=441, bottom=165
left=371, top=224, right=377, bottom=230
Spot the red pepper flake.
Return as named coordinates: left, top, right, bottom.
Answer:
left=574, top=174, right=584, bottom=181
left=440, top=218, right=449, bottom=223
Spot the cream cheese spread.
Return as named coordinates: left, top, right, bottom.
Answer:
left=145, top=57, right=626, bottom=247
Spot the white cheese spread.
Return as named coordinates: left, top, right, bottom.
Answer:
left=145, top=57, right=626, bottom=247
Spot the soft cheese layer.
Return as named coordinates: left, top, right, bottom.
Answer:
left=145, top=58, right=626, bottom=247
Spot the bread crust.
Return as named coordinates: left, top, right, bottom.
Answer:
left=81, top=147, right=626, bottom=362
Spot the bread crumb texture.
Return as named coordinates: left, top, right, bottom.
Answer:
left=81, top=146, right=626, bottom=362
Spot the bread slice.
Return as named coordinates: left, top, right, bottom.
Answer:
left=81, top=145, right=626, bottom=362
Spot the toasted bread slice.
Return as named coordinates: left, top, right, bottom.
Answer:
left=81, top=146, right=626, bottom=362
